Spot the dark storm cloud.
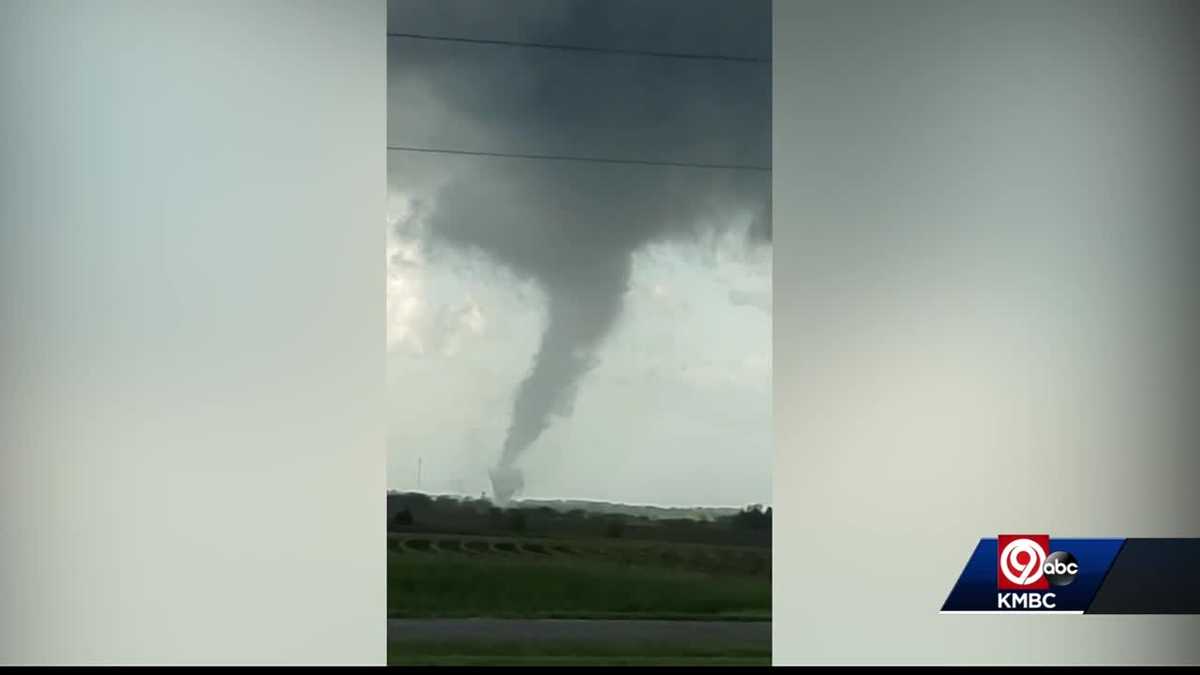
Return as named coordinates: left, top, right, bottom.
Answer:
left=387, top=0, right=771, bottom=60
left=388, top=0, right=771, bottom=167
left=387, top=0, right=771, bottom=500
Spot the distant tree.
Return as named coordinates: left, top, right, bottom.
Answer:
left=731, top=504, right=771, bottom=531
left=486, top=506, right=505, bottom=530
left=604, top=519, right=625, bottom=539
left=388, top=508, right=414, bottom=531
left=509, top=510, right=528, bottom=534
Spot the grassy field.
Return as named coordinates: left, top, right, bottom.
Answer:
left=386, top=528, right=770, bottom=665
left=387, top=533, right=770, bottom=619
left=387, top=640, right=771, bottom=666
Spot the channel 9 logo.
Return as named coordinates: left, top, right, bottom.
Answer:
left=996, top=534, right=1079, bottom=609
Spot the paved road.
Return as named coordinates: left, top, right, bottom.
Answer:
left=388, top=618, right=770, bottom=647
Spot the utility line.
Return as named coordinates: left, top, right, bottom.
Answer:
left=387, top=32, right=770, bottom=64
left=386, top=145, right=771, bottom=172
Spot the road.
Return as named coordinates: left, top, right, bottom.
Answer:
left=388, top=618, right=770, bottom=648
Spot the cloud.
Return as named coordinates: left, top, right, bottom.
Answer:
left=729, top=288, right=772, bottom=314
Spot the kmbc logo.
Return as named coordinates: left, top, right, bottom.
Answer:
left=942, top=534, right=1124, bottom=613
left=997, top=534, right=1079, bottom=591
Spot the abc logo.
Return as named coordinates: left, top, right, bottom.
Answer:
left=997, top=534, right=1078, bottom=590
left=1043, top=551, right=1079, bottom=587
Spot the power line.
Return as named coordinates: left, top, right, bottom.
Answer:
left=387, top=32, right=770, bottom=64
left=387, top=145, right=771, bottom=172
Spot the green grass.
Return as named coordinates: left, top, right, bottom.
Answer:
left=388, top=552, right=770, bottom=619
left=387, top=640, right=771, bottom=666
left=387, top=533, right=770, bottom=664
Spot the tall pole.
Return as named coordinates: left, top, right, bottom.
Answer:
left=417, top=457, right=422, bottom=491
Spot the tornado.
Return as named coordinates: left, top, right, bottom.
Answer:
left=488, top=255, right=632, bottom=503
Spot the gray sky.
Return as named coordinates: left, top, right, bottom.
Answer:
left=386, top=0, right=771, bottom=507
